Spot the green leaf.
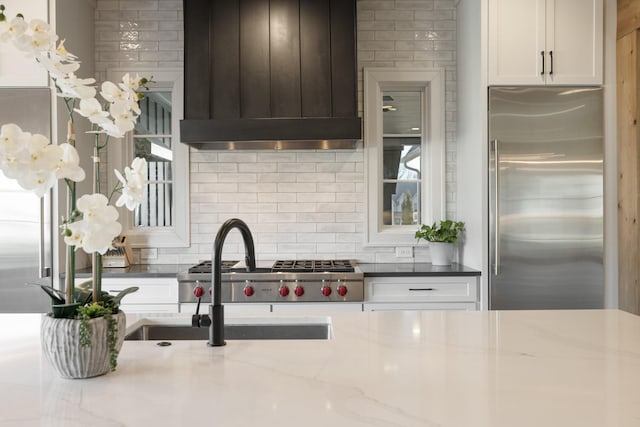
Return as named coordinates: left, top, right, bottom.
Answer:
left=415, top=220, right=465, bottom=243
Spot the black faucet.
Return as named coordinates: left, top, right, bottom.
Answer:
left=208, top=218, right=256, bottom=346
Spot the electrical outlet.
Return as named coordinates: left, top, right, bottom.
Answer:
left=395, top=246, right=413, bottom=258
left=140, top=248, right=158, bottom=260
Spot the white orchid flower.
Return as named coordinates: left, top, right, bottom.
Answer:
left=37, top=54, right=80, bottom=79
left=22, top=133, right=60, bottom=172
left=56, top=143, right=85, bottom=182
left=29, top=19, right=51, bottom=36
left=16, top=168, right=57, bottom=197
left=0, top=16, right=27, bottom=42
left=55, top=39, right=77, bottom=60
left=13, top=30, right=56, bottom=55
left=109, top=101, right=136, bottom=133
left=70, top=193, right=122, bottom=254
left=63, top=221, right=85, bottom=248
left=81, top=218, right=122, bottom=254
left=75, top=98, right=110, bottom=125
left=0, top=152, right=23, bottom=180
left=114, top=157, right=147, bottom=211
left=120, top=73, right=141, bottom=92
left=0, top=123, right=29, bottom=155
left=55, top=72, right=96, bottom=99
left=101, top=81, right=126, bottom=103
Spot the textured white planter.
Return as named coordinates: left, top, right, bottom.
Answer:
left=41, top=311, right=126, bottom=379
left=429, top=242, right=454, bottom=265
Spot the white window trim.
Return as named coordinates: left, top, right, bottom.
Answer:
left=107, top=68, right=190, bottom=248
left=364, top=68, right=445, bottom=246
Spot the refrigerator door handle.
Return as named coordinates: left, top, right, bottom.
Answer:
left=39, top=197, right=51, bottom=278
left=492, top=139, right=500, bottom=276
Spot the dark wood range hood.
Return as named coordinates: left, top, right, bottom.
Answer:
left=181, top=0, right=361, bottom=150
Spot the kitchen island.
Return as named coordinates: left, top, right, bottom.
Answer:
left=1, top=309, right=639, bottom=426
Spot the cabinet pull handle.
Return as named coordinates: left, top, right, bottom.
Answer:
left=540, top=50, right=545, bottom=75
left=492, top=139, right=501, bottom=276
left=409, top=288, right=435, bottom=291
left=549, top=50, right=553, bottom=75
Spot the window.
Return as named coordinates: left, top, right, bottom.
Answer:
left=107, top=69, right=189, bottom=248
left=364, top=68, right=445, bottom=246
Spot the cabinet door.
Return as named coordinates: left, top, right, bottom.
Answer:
left=545, top=0, right=603, bottom=85
left=488, top=0, right=546, bottom=85
left=0, top=0, right=49, bottom=87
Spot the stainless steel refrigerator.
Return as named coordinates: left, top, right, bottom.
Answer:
left=0, top=88, right=53, bottom=312
left=489, top=87, right=603, bottom=310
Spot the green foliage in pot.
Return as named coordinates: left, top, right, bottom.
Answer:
left=415, top=220, right=465, bottom=243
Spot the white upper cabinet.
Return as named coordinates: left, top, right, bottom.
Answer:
left=0, top=0, right=49, bottom=87
left=488, top=0, right=603, bottom=85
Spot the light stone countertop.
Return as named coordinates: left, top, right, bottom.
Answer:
left=1, top=309, right=640, bottom=426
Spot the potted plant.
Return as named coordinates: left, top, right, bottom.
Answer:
left=415, top=220, right=465, bottom=265
left=0, top=5, right=150, bottom=378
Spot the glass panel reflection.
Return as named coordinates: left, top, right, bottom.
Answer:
left=133, top=90, right=174, bottom=228
left=383, top=182, right=420, bottom=225
left=383, top=137, right=421, bottom=180
left=382, top=91, right=421, bottom=134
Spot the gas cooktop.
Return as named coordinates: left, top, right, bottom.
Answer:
left=187, top=259, right=356, bottom=274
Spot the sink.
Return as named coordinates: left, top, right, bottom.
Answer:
left=125, top=320, right=332, bottom=341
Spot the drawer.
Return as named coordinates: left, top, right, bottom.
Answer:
left=100, top=278, right=178, bottom=305
left=365, top=276, right=478, bottom=303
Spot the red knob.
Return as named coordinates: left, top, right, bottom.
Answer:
left=337, top=285, right=348, bottom=297
left=193, top=286, right=204, bottom=298
left=208, top=287, right=212, bottom=296
left=244, top=286, right=254, bottom=297
left=294, top=285, right=304, bottom=297
left=321, top=286, right=332, bottom=297
left=279, top=286, right=290, bottom=297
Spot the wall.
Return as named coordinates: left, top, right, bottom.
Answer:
left=616, top=0, right=639, bottom=313
left=455, top=0, right=486, bottom=306
left=52, top=0, right=97, bottom=275
left=93, top=0, right=458, bottom=264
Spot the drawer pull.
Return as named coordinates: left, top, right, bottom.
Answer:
left=409, top=288, right=435, bottom=291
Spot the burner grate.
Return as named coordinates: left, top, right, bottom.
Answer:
left=271, top=259, right=354, bottom=273
left=188, top=260, right=238, bottom=274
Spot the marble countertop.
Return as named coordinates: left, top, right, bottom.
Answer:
left=73, top=263, right=191, bottom=278
left=358, top=262, right=480, bottom=276
left=1, top=309, right=639, bottom=426
left=73, top=262, right=480, bottom=278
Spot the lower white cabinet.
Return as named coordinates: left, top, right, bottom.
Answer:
left=363, top=276, right=479, bottom=311
left=96, top=277, right=179, bottom=313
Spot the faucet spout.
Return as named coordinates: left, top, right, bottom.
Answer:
left=209, top=218, right=256, bottom=346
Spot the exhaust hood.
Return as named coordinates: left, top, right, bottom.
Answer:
left=180, top=0, right=361, bottom=150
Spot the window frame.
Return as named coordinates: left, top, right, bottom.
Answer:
left=364, top=68, right=445, bottom=246
left=107, top=68, right=190, bottom=248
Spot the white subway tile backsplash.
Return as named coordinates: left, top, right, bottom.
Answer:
left=239, top=163, right=277, bottom=173
left=297, top=213, right=336, bottom=223
left=278, top=203, right=316, bottom=213
left=276, top=183, right=316, bottom=193
left=296, top=173, right=335, bottom=183
left=297, top=193, right=335, bottom=203
left=278, top=223, right=317, bottom=233
left=258, top=193, right=297, bottom=203
left=216, top=173, right=257, bottom=183
left=258, top=213, right=297, bottom=223
left=260, top=173, right=297, bottom=183
left=239, top=203, right=277, bottom=213
left=97, top=0, right=457, bottom=262
left=238, top=183, right=277, bottom=193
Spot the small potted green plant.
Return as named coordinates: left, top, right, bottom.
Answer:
left=415, top=220, right=465, bottom=265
